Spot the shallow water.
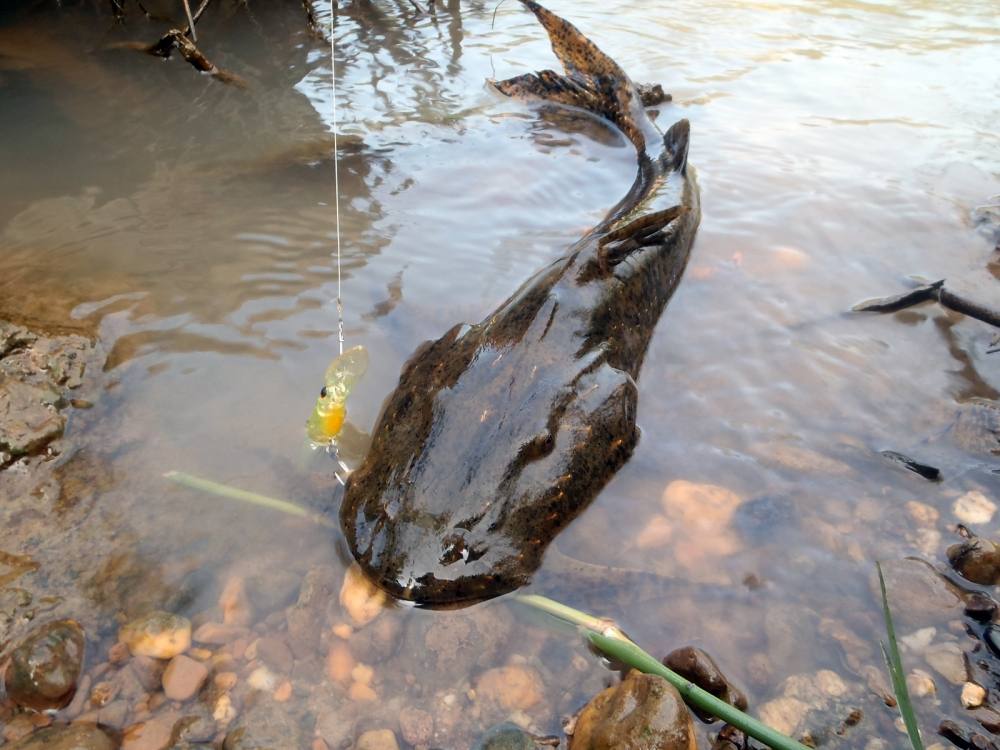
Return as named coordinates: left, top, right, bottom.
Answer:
left=1, top=0, right=998, bottom=746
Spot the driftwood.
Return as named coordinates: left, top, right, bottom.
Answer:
left=854, top=279, right=1000, bottom=330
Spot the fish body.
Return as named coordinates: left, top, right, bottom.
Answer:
left=340, top=0, right=700, bottom=604
left=307, top=345, right=369, bottom=446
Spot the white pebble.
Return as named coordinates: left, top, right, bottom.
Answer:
left=247, top=666, right=277, bottom=691
left=961, top=681, right=986, bottom=708
left=954, top=490, right=997, bottom=525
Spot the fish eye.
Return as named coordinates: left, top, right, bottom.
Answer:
left=320, top=386, right=328, bottom=398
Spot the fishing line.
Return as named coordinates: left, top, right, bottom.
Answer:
left=329, top=9, right=350, bottom=485
left=330, top=11, right=345, bottom=358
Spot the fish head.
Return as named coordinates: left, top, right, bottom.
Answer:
left=341, top=323, right=638, bottom=606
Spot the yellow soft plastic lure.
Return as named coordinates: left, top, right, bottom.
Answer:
left=307, top=345, right=369, bottom=446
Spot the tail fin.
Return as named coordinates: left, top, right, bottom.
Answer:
left=491, top=0, right=648, bottom=153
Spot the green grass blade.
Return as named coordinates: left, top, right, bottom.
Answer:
left=163, top=470, right=337, bottom=529
left=516, top=595, right=811, bottom=750
left=877, top=561, right=925, bottom=750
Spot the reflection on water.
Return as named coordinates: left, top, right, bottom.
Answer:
left=0, top=0, right=998, bottom=746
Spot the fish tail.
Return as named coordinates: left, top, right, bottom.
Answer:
left=491, top=0, right=648, bottom=153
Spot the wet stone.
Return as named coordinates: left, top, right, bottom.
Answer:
left=663, top=646, right=747, bottom=721
left=246, top=569, right=301, bottom=616
left=170, top=711, right=217, bottom=745
left=355, top=729, right=400, bottom=750
left=399, top=707, right=433, bottom=746
left=877, top=559, right=961, bottom=621
left=255, top=637, right=293, bottom=674
left=965, top=593, right=998, bottom=622
left=162, top=654, right=209, bottom=702
left=120, top=612, right=191, bottom=659
left=5, top=724, right=117, bottom=750
left=949, top=537, right=1000, bottom=586
left=0, top=379, right=65, bottom=458
left=286, top=565, right=337, bottom=658
left=472, top=722, right=535, bottom=750
left=223, top=700, right=303, bottom=750
left=570, top=670, right=695, bottom=750
left=3, top=619, right=85, bottom=711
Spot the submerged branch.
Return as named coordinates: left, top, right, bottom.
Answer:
left=854, top=279, right=1000, bottom=329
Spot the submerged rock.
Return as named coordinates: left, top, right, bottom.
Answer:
left=3, top=619, right=85, bottom=710
left=285, top=565, right=337, bottom=658
left=5, top=724, right=116, bottom=750
left=222, top=700, right=303, bottom=750
left=663, top=646, right=747, bottom=722
left=948, top=534, right=1000, bottom=585
left=119, top=611, right=191, bottom=659
left=570, top=670, right=695, bottom=750
left=472, top=722, right=535, bottom=750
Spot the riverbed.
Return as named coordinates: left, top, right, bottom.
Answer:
left=1, top=0, right=998, bottom=747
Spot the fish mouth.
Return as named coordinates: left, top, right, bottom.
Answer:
left=346, top=509, right=534, bottom=605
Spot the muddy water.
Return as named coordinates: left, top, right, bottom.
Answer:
left=1, top=0, right=998, bottom=747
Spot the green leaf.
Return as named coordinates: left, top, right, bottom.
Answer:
left=877, top=561, right=925, bottom=750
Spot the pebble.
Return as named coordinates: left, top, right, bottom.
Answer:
left=906, top=669, right=936, bottom=698
left=758, top=697, right=809, bottom=737
left=349, top=682, right=377, bottom=702
left=962, top=682, right=987, bottom=709
left=247, top=666, right=277, bottom=692
left=122, top=711, right=180, bottom=750
left=472, top=723, right=535, bottom=750
left=570, top=671, right=694, bottom=750
left=955, top=490, right=997, bottom=525
left=326, top=641, right=355, bottom=685
left=214, top=672, right=238, bottom=691
left=399, top=707, right=433, bottom=746
left=130, top=655, right=166, bottom=692
left=635, top=515, right=673, bottom=549
left=5, top=725, right=116, bottom=750
left=89, top=680, right=118, bottom=707
left=351, top=664, right=374, bottom=686
left=965, top=593, right=998, bottom=621
left=906, top=501, right=939, bottom=527
left=660, top=480, right=743, bottom=565
left=162, top=654, right=209, bottom=702
left=340, top=564, right=389, bottom=627
left=192, top=622, right=249, bottom=645
left=213, top=694, right=237, bottom=726
left=286, top=565, right=338, bottom=657
left=4, top=619, right=86, bottom=710
left=273, top=680, right=293, bottom=702
left=355, top=729, right=400, bottom=750
left=332, top=623, right=353, bottom=639
left=255, top=636, right=294, bottom=674
left=900, top=627, right=936, bottom=653
left=475, top=665, right=544, bottom=711
left=120, top=612, right=191, bottom=659
left=924, top=642, right=967, bottom=685
left=219, top=576, right=253, bottom=627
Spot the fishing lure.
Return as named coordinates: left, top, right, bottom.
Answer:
left=307, top=345, right=369, bottom=446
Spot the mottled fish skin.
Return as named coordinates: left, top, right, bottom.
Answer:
left=340, top=0, right=701, bottom=604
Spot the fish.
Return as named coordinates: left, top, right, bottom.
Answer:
left=306, top=345, right=369, bottom=446
left=339, top=0, right=701, bottom=605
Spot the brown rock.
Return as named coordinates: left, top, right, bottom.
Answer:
left=162, top=654, right=209, bottom=702
left=286, top=565, right=337, bottom=658
left=340, top=564, right=388, bottom=627
left=326, top=641, right=355, bottom=685
left=220, top=576, right=254, bottom=627
left=4, top=619, right=85, bottom=711
left=192, top=622, right=250, bottom=645
left=6, top=725, right=116, bottom=750
left=356, top=728, right=400, bottom=750
left=475, top=665, right=544, bottom=711
left=256, top=636, right=294, bottom=674
left=663, top=646, right=747, bottom=721
left=948, top=535, right=1000, bottom=585
left=570, top=670, right=695, bottom=750
left=130, top=655, right=166, bottom=692
left=120, top=612, right=191, bottom=659
left=122, top=710, right=180, bottom=750
left=399, top=707, right=433, bottom=746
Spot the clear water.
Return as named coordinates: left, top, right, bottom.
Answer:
left=1, top=0, right=998, bottom=746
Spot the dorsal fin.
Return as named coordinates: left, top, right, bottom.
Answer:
left=492, top=0, right=647, bottom=153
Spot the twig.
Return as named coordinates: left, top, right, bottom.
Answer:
left=181, top=0, right=197, bottom=40
left=145, top=28, right=246, bottom=87
left=854, top=279, right=1000, bottom=329
left=163, top=470, right=335, bottom=528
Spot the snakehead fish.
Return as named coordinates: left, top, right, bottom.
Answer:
left=340, top=0, right=701, bottom=604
